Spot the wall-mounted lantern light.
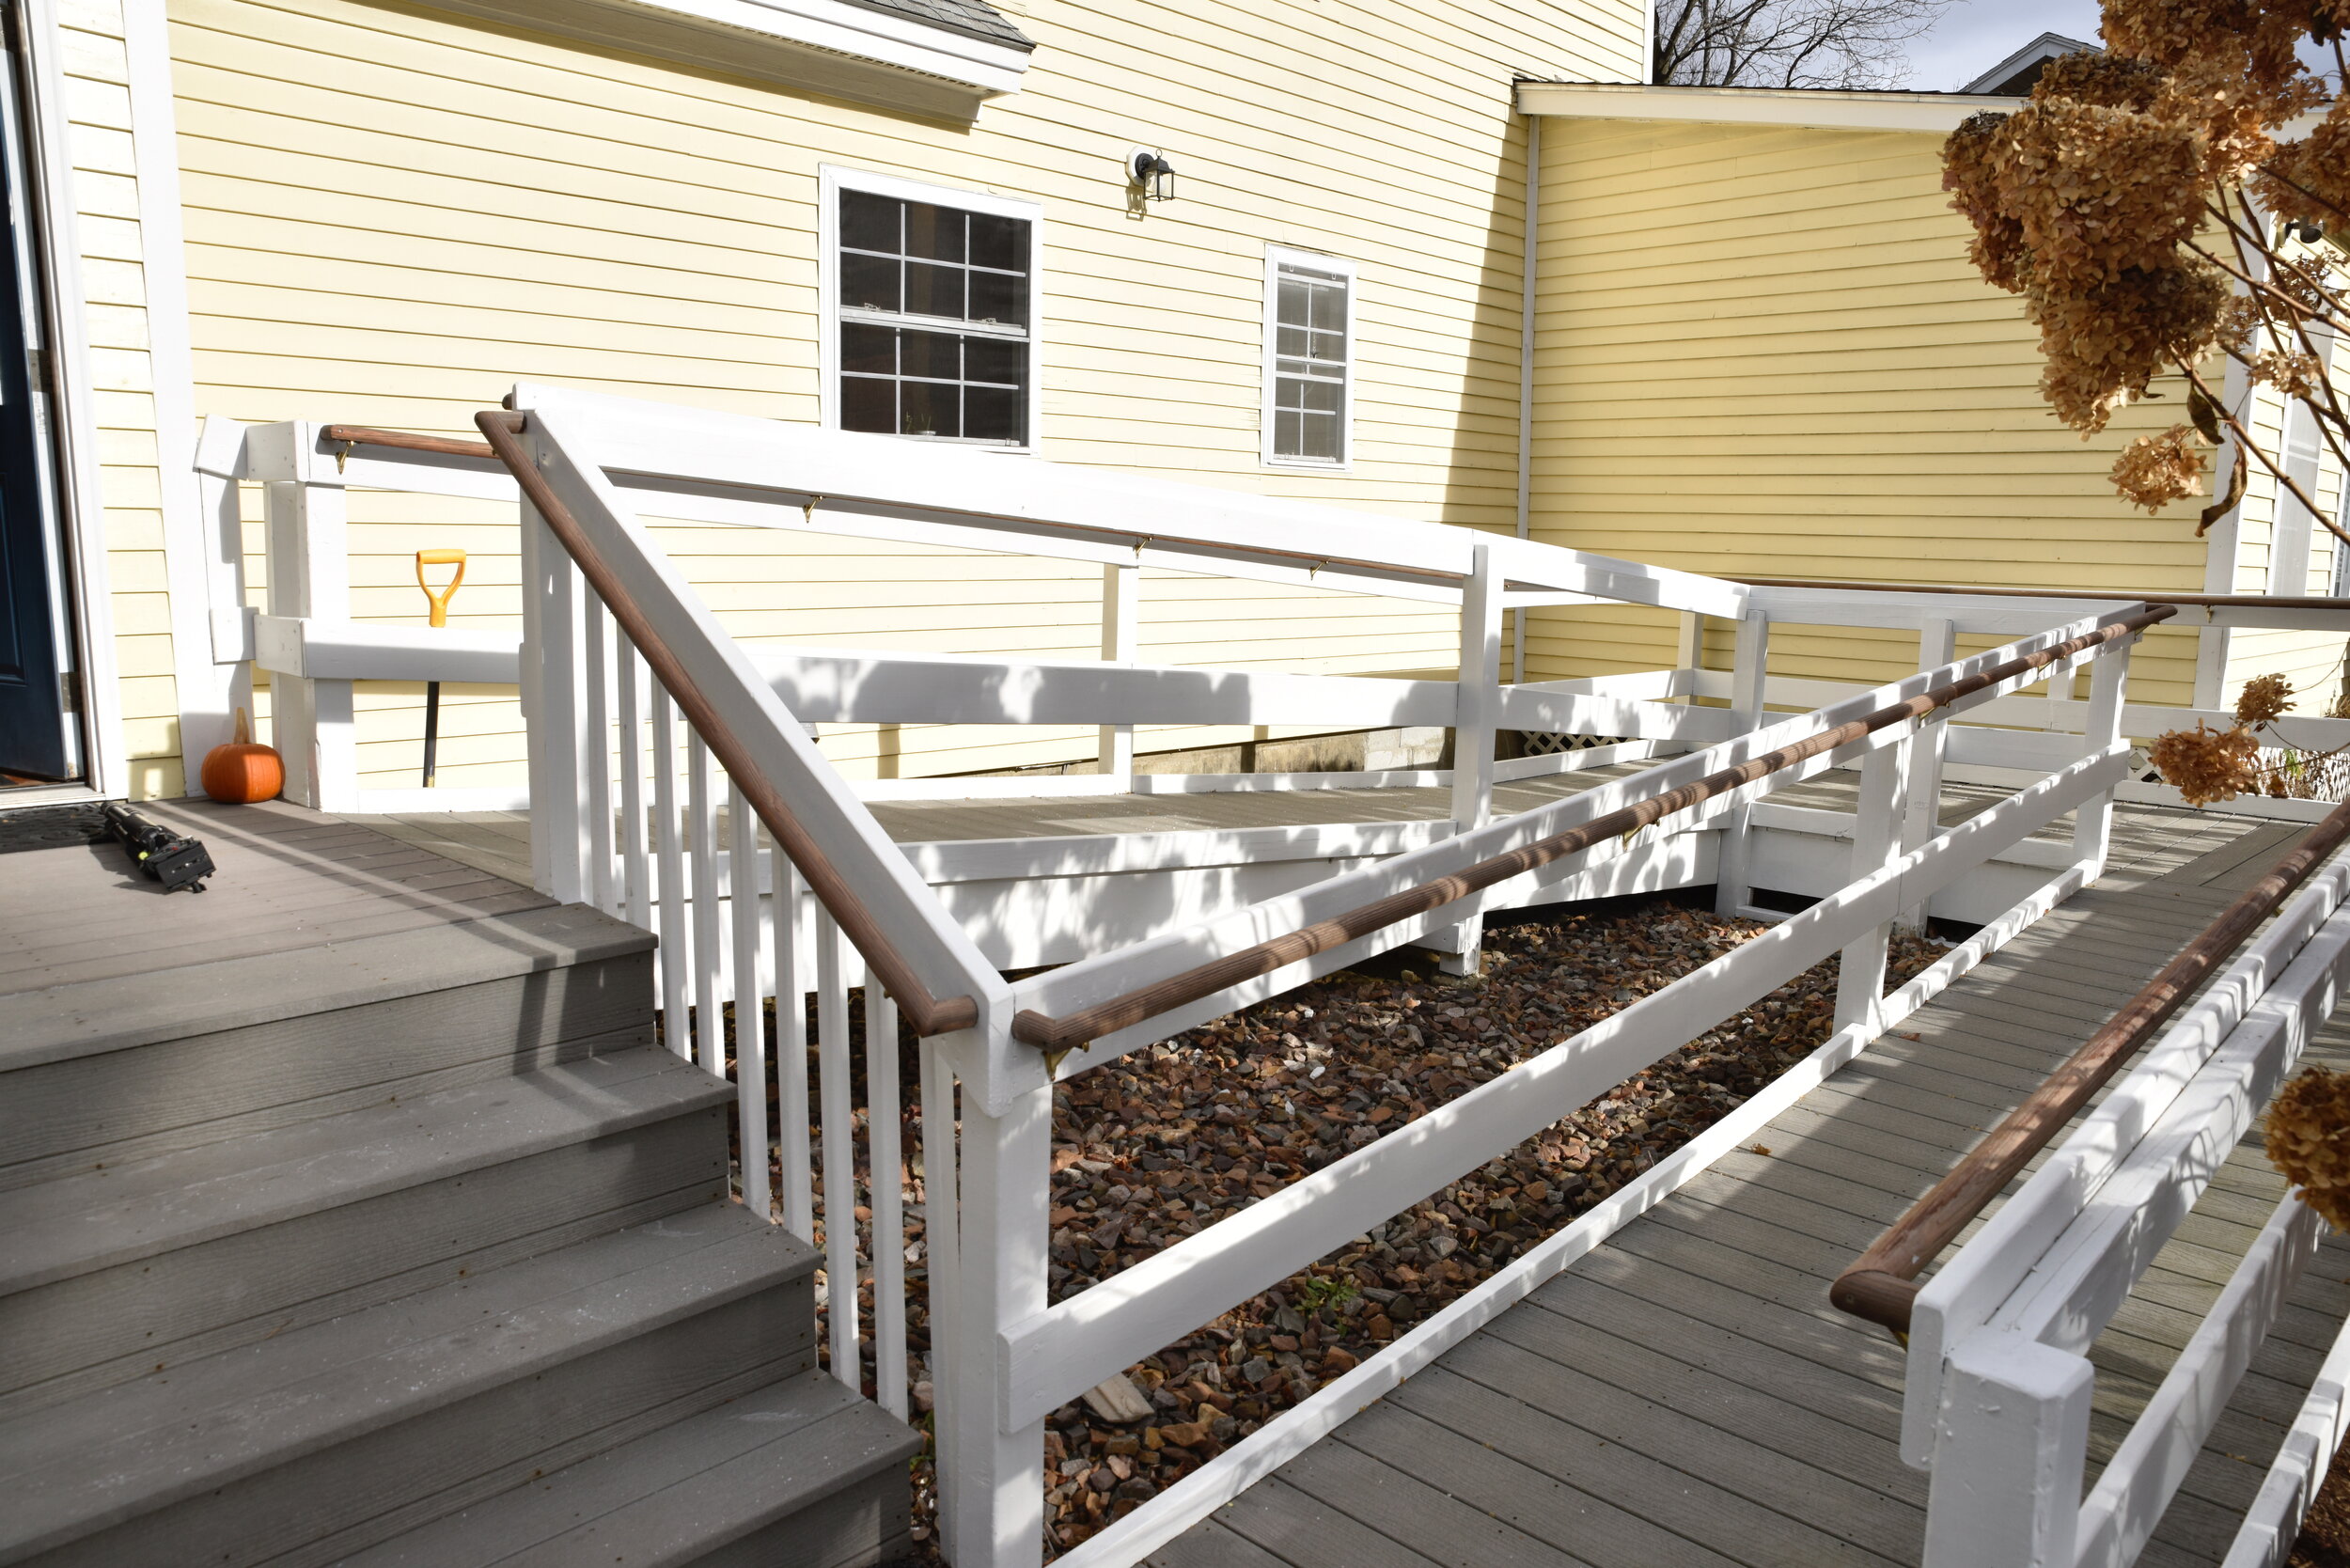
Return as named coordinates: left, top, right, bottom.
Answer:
left=1128, top=148, right=1176, bottom=202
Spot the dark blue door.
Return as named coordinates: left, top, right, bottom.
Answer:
left=0, top=58, right=64, bottom=783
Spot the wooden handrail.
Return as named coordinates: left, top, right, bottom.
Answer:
left=321, top=423, right=499, bottom=462
left=1831, top=794, right=2350, bottom=1336
left=1740, top=574, right=2350, bottom=614
left=471, top=410, right=981, bottom=1038
left=1011, top=607, right=2176, bottom=1053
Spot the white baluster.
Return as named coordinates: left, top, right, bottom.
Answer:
left=688, top=729, right=726, bottom=1077
left=729, top=780, right=771, bottom=1222
left=519, top=494, right=592, bottom=902
left=919, top=1037, right=961, bottom=1562
left=774, top=854, right=814, bottom=1239
left=1433, top=542, right=1500, bottom=976
left=1098, top=562, right=1137, bottom=784
left=870, top=986, right=908, bottom=1421
left=1899, top=616, right=1957, bottom=933
left=616, top=636, right=650, bottom=932
left=1713, top=608, right=1771, bottom=917
left=2074, top=637, right=2135, bottom=882
left=1833, top=723, right=1916, bottom=1037
left=585, top=596, right=617, bottom=917
left=651, top=692, right=689, bottom=1054
left=817, top=913, right=861, bottom=1391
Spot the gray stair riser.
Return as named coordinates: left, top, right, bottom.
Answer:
left=0, top=1106, right=729, bottom=1415
left=682, top=1481, right=910, bottom=1568
left=0, top=954, right=654, bottom=1186
left=22, top=1278, right=815, bottom=1568
left=331, top=1373, right=919, bottom=1568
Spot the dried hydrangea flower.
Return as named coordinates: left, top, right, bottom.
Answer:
left=2148, top=719, right=2263, bottom=805
left=2111, top=423, right=2209, bottom=511
left=2251, top=350, right=2326, bottom=399
left=2235, top=672, right=2294, bottom=726
left=2267, top=1067, right=2350, bottom=1231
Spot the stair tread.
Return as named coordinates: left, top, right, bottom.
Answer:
left=0, top=902, right=652, bottom=1072
left=0, top=1047, right=728, bottom=1294
left=337, top=1372, right=920, bottom=1568
left=0, top=1203, right=813, bottom=1560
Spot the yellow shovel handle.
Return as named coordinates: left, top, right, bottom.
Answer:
left=415, top=548, right=466, bottom=628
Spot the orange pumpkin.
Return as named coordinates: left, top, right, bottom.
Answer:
left=200, top=708, right=284, bottom=804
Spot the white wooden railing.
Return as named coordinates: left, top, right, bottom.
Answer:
left=189, top=389, right=2350, bottom=1566
left=1904, top=824, right=2350, bottom=1568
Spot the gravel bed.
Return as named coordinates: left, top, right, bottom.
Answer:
left=753, top=893, right=1950, bottom=1560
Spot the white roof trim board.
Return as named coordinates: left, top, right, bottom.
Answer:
left=1513, top=81, right=2016, bottom=133
left=424, top=0, right=1031, bottom=117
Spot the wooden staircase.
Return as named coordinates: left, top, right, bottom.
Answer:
left=0, top=892, right=917, bottom=1567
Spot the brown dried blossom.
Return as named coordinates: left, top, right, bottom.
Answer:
left=2250, top=349, right=2326, bottom=399
left=2234, top=670, right=2293, bottom=725
left=2148, top=719, right=2263, bottom=805
left=2110, top=422, right=2208, bottom=510
left=1944, top=0, right=2342, bottom=523
left=2266, top=1067, right=2350, bottom=1230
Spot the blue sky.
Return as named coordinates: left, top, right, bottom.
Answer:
left=1899, top=0, right=2105, bottom=90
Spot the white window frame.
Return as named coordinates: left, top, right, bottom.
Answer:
left=818, top=165, right=1043, bottom=453
left=1261, top=245, right=1358, bottom=472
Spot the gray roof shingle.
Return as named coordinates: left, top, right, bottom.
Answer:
left=827, top=0, right=1033, bottom=51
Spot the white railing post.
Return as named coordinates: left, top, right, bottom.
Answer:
left=1713, top=608, right=1770, bottom=916
left=259, top=442, right=355, bottom=812
left=1098, top=563, right=1136, bottom=785
left=1834, top=721, right=1916, bottom=1035
left=1900, top=615, right=1958, bottom=933
left=519, top=491, right=594, bottom=902
left=2074, top=635, right=2135, bottom=882
left=1434, top=543, right=1501, bottom=975
left=1926, top=1330, right=2093, bottom=1568
left=943, top=1060, right=1050, bottom=1568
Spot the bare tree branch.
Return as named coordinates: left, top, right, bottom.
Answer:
left=1653, top=0, right=1952, bottom=87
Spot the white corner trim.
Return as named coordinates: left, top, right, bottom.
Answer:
left=15, top=0, right=125, bottom=796
left=1260, top=244, right=1358, bottom=474
left=123, top=0, right=244, bottom=790
left=1514, top=80, right=2016, bottom=133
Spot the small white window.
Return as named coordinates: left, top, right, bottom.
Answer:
left=821, top=167, right=1041, bottom=447
left=1262, top=248, right=1355, bottom=468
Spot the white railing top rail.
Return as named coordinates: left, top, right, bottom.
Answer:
left=1007, top=605, right=2165, bottom=1074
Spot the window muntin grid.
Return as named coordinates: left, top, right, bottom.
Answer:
left=1272, top=262, right=1349, bottom=464
left=837, top=188, right=1032, bottom=445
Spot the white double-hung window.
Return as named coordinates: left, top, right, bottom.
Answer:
left=1262, top=247, right=1355, bottom=468
left=822, top=168, right=1041, bottom=447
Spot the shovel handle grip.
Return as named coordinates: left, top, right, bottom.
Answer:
left=415, top=549, right=467, bottom=628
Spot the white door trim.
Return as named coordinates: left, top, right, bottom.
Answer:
left=12, top=0, right=125, bottom=796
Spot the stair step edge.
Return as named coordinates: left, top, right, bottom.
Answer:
left=0, top=902, right=653, bottom=1072
left=338, top=1372, right=921, bottom=1568
left=0, top=1205, right=813, bottom=1561
left=0, top=1047, right=729, bottom=1295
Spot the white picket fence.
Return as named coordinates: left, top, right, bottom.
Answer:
left=190, top=387, right=2350, bottom=1566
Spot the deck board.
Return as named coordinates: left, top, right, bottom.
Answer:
left=1152, top=805, right=2350, bottom=1568
left=0, top=801, right=553, bottom=996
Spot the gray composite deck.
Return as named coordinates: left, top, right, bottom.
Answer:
left=0, top=798, right=553, bottom=995
left=1150, top=806, right=2350, bottom=1568
left=351, top=761, right=2089, bottom=892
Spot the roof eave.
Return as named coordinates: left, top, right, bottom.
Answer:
left=1513, top=81, right=2015, bottom=134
